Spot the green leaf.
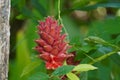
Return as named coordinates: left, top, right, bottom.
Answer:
left=15, top=7, right=35, bottom=20
left=9, top=30, right=31, bottom=80
left=62, top=3, right=120, bottom=15
left=115, top=35, right=120, bottom=45
left=73, top=64, right=97, bottom=72
left=88, top=62, right=111, bottom=80
left=88, top=17, right=120, bottom=41
left=110, top=53, right=120, bottom=66
left=111, top=61, right=120, bottom=80
left=16, top=14, right=27, bottom=20
left=52, top=65, right=74, bottom=76
left=67, top=72, right=80, bottom=80
left=97, top=63, right=111, bottom=80
left=20, top=60, right=41, bottom=77
left=74, top=3, right=120, bottom=11
left=11, top=0, right=26, bottom=10
left=24, top=20, right=38, bottom=55
left=28, top=72, right=49, bottom=80
left=80, top=45, right=96, bottom=53
left=62, top=15, right=81, bottom=44
left=80, top=72, right=88, bottom=80
left=31, top=0, right=47, bottom=16
left=51, top=76, right=61, bottom=80
left=84, top=36, right=107, bottom=44
left=98, top=46, right=112, bottom=54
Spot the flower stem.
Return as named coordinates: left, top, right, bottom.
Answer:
left=58, top=0, right=70, bottom=42
left=58, top=0, right=61, bottom=21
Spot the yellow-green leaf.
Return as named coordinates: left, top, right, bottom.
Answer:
left=66, top=72, right=80, bottom=80
left=73, top=64, right=97, bottom=72
left=20, top=60, right=41, bottom=77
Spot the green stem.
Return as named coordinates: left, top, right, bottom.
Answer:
left=58, top=0, right=61, bottom=21
left=82, top=52, right=96, bottom=62
left=106, top=42, right=120, bottom=50
left=85, top=36, right=120, bottom=64
left=72, top=45, right=96, bottom=62
left=89, top=50, right=118, bottom=64
left=58, top=0, right=70, bottom=42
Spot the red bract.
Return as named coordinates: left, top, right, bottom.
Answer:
left=35, top=17, right=70, bottom=70
left=66, top=52, right=80, bottom=65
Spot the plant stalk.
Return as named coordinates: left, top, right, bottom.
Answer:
left=89, top=50, right=119, bottom=64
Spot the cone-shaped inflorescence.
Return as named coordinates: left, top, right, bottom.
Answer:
left=35, top=17, right=70, bottom=70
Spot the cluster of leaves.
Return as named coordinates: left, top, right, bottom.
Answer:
left=26, top=64, right=97, bottom=80
left=9, top=0, right=120, bottom=80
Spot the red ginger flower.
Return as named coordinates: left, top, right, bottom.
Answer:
left=35, top=16, right=70, bottom=70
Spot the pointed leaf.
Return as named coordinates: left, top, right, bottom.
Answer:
left=67, top=72, right=80, bottom=80
left=21, top=60, right=41, bottom=77
left=52, top=65, right=74, bottom=76
left=73, top=64, right=97, bottom=72
left=84, top=36, right=107, bottom=44
left=28, top=72, right=49, bottom=80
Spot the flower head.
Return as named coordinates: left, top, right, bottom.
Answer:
left=35, top=16, right=70, bottom=69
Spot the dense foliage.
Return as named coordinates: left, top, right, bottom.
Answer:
left=9, top=0, right=120, bottom=80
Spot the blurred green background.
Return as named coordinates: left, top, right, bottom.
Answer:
left=9, top=0, right=120, bottom=80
